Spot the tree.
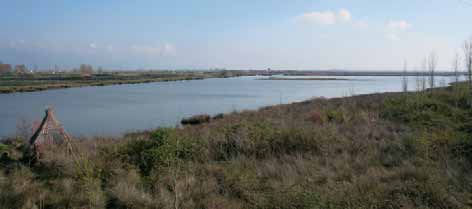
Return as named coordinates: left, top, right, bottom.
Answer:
left=428, top=52, right=438, bottom=93
left=464, top=37, right=472, bottom=88
left=415, top=67, right=422, bottom=92
left=421, top=57, right=427, bottom=91
left=402, top=60, right=408, bottom=92
left=452, top=52, right=461, bottom=84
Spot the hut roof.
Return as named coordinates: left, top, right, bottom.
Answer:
left=30, top=107, right=72, bottom=148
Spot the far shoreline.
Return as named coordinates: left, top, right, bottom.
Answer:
left=257, top=77, right=350, bottom=81
left=0, top=71, right=251, bottom=94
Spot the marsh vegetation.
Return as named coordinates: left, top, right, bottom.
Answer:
left=0, top=70, right=252, bottom=94
left=1, top=82, right=472, bottom=209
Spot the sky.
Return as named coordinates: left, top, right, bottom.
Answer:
left=0, top=0, right=471, bottom=71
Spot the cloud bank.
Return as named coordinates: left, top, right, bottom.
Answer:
left=295, top=11, right=338, bottom=25
left=387, top=20, right=412, bottom=31
left=295, top=9, right=369, bottom=29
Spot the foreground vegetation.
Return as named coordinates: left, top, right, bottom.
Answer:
left=1, top=83, right=472, bottom=209
left=0, top=70, right=253, bottom=94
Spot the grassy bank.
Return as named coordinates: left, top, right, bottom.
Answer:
left=1, top=84, right=472, bottom=208
left=0, top=71, right=252, bottom=94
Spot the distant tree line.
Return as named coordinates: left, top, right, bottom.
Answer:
left=402, top=36, right=472, bottom=93
left=0, top=62, right=99, bottom=77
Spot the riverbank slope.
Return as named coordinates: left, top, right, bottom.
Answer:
left=1, top=83, right=472, bottom=209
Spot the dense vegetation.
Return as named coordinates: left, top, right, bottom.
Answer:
left=1, top=83, right=472, bottom=209
left=0, top=70, right=252, bottom=94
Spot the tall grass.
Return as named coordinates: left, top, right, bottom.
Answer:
left=1, top=84, right=472, bottom=208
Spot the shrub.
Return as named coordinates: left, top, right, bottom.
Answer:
left=108, top=169, right=157, bottom=209
left=116, top=136, right=161, bottom=176
left=0, top=143, right=8, bottom=153
left=116, top=128, right=200, bottom=176
left=212, top=113, right=225, bottom=120
left=307, top=110, right=325, bottom=124
left=181, top=114, right=211, bottom=125
left=325, top=109, right=345, bottom=123
left=0, top=167, right=45, bottom=209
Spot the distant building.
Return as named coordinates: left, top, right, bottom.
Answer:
left=0, top=64, right=12, bottom=75
left=14, top=64, right=28, bottom=74
left=261, top=68, right=272, bottom=76
left=79, top=64, right=94, bottom=77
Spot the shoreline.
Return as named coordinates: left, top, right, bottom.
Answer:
left=0, top=72, right=249, bottom=94
left=0, top=76, right=210, bottom=94
left=257, top=77, right=350, bottom=81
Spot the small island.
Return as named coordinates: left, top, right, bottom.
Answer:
left=0, top=65, right=256, bottom=94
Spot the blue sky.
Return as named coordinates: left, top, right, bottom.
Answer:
left=0, top=0, right=471, bottom=70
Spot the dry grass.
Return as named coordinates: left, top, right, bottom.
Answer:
left=1, top=85, right=472, bottom=208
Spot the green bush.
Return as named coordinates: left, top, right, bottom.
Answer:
left=325, top=109, right=346, bottom=123
left=0, top=143, right=8, bottom=153
left=116, top=128, right=201, bottom=176
left=117, top=137, right=161, bottom=176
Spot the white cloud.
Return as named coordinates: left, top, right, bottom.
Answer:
left=295, top=9, right=357, bottom=26
left=295, top=11, right=337, bottom=25
left=384, top=20, right=412, bottom=41
left=339, top=9, right=352, bottom=22
left=386, top=33, right=400, bottom=41
left=387, top=20, right=412, bottom=31
left=106, top=45, right=114, bottom=52
left=162, top=43, right=176, bottom=55
left=131, top=43, right=176, bottom=56
left=8, top=40, right=27, bottom=48
left=353, top=20, right=369, bottom=29
left=89, top=43, right=97, bottom=49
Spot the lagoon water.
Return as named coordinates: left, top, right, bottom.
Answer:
left=0, top=76, right=457, bottom=137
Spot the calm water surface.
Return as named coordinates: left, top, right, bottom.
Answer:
left=0, top=76, right=456, bottom=137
